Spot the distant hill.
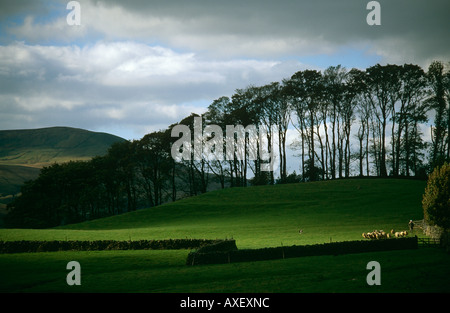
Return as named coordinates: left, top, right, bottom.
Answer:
left=0, top=127, right=126, bottom=168
left=0, top=127, right=126, bottom=214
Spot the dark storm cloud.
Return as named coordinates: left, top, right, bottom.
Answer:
left=85, top=0, right=449, bottom=63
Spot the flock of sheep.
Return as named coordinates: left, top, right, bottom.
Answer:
left=362, top=229, right=409, bottom=240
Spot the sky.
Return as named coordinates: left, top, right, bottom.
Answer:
left=0, top=0, right=449, bottom=149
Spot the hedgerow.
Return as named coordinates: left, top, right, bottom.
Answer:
left=0, top=239, right=222, bottom=253
left=186, top=237, right=419, bottom=265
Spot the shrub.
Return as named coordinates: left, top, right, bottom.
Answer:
left=423, top=162, right=450, bottom=231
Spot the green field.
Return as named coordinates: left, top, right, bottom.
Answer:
left=1, top=178, right=449, bottom=293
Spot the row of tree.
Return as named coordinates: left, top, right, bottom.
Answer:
left=200, top=61, right=449, bottom=184
left=5, top=61, right=450, bottom=228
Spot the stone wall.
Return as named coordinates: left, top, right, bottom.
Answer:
left=423, top=221, right=450, bottom=252
left=423, top=223, right=444, bottom=239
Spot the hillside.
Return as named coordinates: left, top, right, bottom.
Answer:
left=0, top=126, right=125, bottom=167
left=47, top=178, right=427, bottom=248
left=0, top=127, right=126, bottom=214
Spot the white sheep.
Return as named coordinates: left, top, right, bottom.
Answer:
left=363, top=229, right=410, bottom=239
left=394, top=230, right=409, bottom=238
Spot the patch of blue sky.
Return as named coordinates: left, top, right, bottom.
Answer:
left=2, top=0, right=63, bottom=25
left=297, top=46, right=382, bottom=70
left=0, top=0, right=64, bottom=44
left=0, top=14, right=26, bottom=44
left=34, top=0, right=65, bottom=23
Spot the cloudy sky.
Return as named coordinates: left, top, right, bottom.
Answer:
left=1, top=0, right=449, bottom=142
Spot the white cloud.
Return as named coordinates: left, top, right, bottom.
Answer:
left=0, top=41, right=299, bottom=139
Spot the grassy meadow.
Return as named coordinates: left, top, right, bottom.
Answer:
left=1, top=178, right=449, bottom=293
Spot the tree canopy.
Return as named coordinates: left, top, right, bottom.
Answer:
left=5, top=61, right=450, bottom=228
left=422, top=162, right=450, bottom=231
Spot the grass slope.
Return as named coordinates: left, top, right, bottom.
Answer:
left=64, top=178, right=427, bottom=249
left=0, top=165, right=41, bottom=196
left=3, top=178, right=449, bottom=294
left=1, top=178, right=427, bottom=248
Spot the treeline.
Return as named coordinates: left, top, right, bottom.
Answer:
left=5, top=131, right=192, bottom=228
left=5, top=61, right=450, bottom=228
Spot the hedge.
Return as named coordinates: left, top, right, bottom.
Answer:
left=0, top=239, right=223, bottom=254
left=186, top=239, right=237, bottom=265
left=186, top=237, right=419, bottom=265
left=195, top=239, right=238, bottom=254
